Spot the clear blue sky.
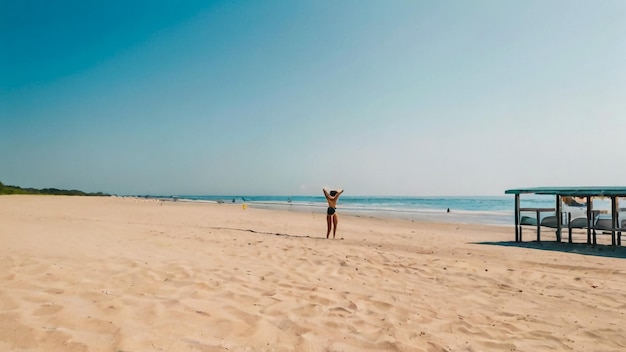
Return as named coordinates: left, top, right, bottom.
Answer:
left=1, top=0, right=625, bottom=196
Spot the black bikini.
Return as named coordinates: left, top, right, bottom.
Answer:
left=327, top=207, right=336, bottom=215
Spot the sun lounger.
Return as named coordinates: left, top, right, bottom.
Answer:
left=594, top=217, right=613, bottom=231
left=567, top=217, right=589, bottom=243
left=517, top=216, right=539, bottom=241
left=539, top=215, right=564, bottom=242
left=592, top=216, right=625, bottom=245
left=540, top=216, right=559, bottom=228
left=517, top=208, right=556, bottom=242
left=520, top=216, right=537, bottom=226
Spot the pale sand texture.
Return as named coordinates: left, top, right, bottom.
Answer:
left=1, top=195, right=626, bottom=352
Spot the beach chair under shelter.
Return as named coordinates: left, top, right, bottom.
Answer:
left=505, top=187, right=626, bottom=246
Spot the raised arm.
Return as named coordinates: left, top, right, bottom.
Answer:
left=323, top=188, right=344, bottom=200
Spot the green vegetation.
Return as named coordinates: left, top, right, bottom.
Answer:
left=0, top=180, right=109, bottom=196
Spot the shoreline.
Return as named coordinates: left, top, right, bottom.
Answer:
left=140, top=194, right=618, bottom=227
left=2, top=195, right=625, bottom=351
left=141, top=194, right=519, bottom=226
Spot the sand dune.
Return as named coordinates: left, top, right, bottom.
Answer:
left=1, top=195, right=626, bottom=351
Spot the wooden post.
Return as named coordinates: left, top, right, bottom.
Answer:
left=586, top=196, right=592, bottom=244
left=515, top=194, right=520, bottom=242
left=611, top=196, right=617, bottom=246
left=568, top=212, right=573, bottom=243
left=617, top=198, right=621, bottom=246
left=555, top=195, right=562, bottom=242
left=536, top=209, right=541, bottom=243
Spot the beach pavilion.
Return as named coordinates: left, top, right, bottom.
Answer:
left=505, top=187, right=626, bottom=246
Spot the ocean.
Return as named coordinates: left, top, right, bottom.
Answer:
left=162, top=194, right=612, bottom=226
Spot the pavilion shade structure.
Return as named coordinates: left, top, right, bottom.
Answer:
left=505, top=187, right=626, bottom=246
left=505, top=187, right=626, bottom=197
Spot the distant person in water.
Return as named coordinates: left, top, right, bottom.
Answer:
left=323, top=188, right=344, bottom=239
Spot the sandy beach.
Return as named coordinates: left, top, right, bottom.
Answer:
left=1, top=195, right=626, bottom=351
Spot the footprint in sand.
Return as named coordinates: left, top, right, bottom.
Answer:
left=33, top=303, right=63, bottom=316
left=44, top=288, right=64, bottom=295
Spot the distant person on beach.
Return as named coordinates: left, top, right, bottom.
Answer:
left=323, top=188, right=344, bottom=239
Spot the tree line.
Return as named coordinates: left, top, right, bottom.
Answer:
left=0, top=181, right=109, bottom=196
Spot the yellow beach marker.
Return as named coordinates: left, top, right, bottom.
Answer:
left=242, top=203, right=247, bottom=210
